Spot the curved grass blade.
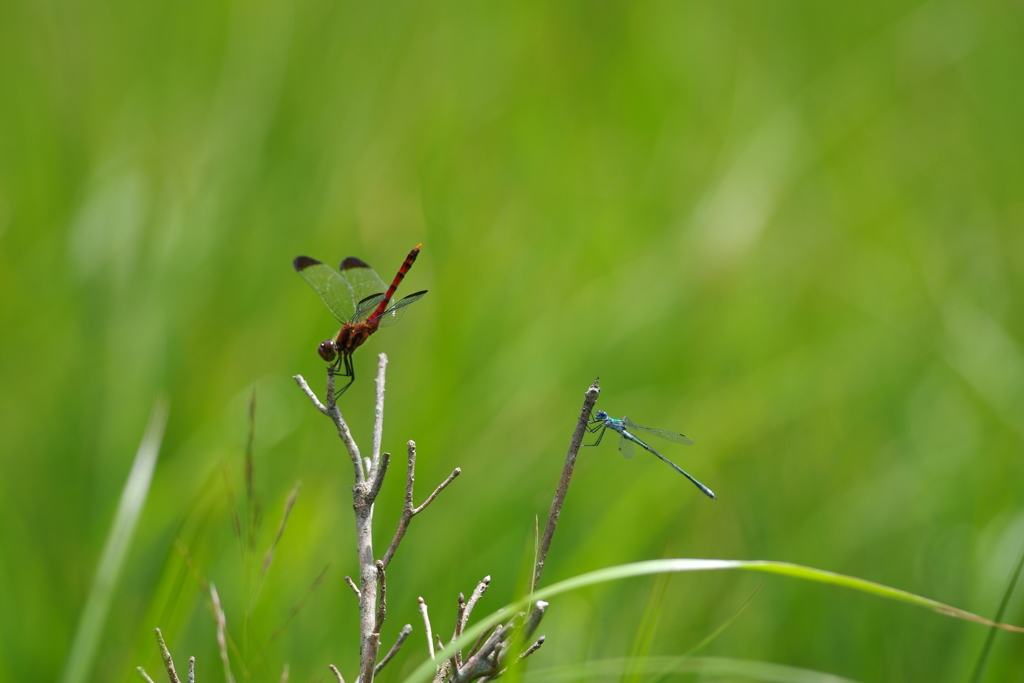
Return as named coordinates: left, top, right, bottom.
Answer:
left=401, top=558, right=1024, bottom=683
left=526, top=655, right=860, bottom=682
left=970, top=534, right=1024, bottom=683
left=60, top=399, right=169, bottom=683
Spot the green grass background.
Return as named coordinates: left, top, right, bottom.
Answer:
left=1, top=0, right=1023, bottom=680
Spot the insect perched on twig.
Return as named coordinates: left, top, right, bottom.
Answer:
left=585, top=410, right=715, bottom=499
left=294, top=245, right=427, bottom=396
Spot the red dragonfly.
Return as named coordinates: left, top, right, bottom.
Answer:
left=294, top=244, right=427, bottom=396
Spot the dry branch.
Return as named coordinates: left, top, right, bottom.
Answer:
left=381, top=441, right=461, bottom=569
left=419, top=597, right=435, bottom=659
left=154, top=628, right=180, bottom=683
left=374, top=624, right=412, bottom=676
left=534, top=378, right=600, bottom=588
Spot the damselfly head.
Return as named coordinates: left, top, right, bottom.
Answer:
left=317, top=339, right=338, bottom=362
left=594, top=410, right=608, bottom=420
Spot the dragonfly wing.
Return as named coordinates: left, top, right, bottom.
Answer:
left=618, top=432, right=635, bottom=460
left=623, top=417, right=694, bottom=445
left=354, top=293, right=387, bottom=322
left=373, top=290, right=427, bottom=328
left=339, top=257, right=389, bottom=315
left=294, top=256, right=357, bottom=323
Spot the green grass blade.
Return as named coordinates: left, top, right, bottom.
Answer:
left=969, top=536, right=1024, bottom=683
left=527, top=655, right=861, bottom=682
left=60, top=399, right=169, bottom=683
left=737, top=560, right=1024, bottom=629
left=402, top=558, right=1024, bottom=683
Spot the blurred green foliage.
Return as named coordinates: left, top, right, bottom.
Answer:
left=1, top=0, right=1023, bottom=680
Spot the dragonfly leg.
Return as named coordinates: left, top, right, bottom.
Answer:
left=332, top=353, right=356, bottom=398
left=582, top=426, right=606, bottom=447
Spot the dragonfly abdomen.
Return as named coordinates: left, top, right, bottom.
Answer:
left=369, top=244, right=421, bottom=321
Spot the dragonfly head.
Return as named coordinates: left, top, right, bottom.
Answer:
left=317, top=339, right=339, bottom=362
left=594, top=409, right=608, bottom=420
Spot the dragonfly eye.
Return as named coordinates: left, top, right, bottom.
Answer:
left=594, top=410, right=608, bottom=420
left=317, top=340, right=338, bottom=362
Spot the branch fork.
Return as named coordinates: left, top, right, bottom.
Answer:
left=295, top=354, right=464, bottom=683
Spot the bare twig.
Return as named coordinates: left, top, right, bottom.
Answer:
left=354, top=503, right=379, bottom=681
left=455, top=594, right=467, bottom=639
left=517, top=636, right=545, bottom=662
left=457, top=626, right=505, bottom=680
left=279, top=662, right=288, bottom=683
left=293, top=374, right=328, bottom=415
left=521, top=601, right=548, bottom=642
left=293, top=374, right=363, bottom=482
left=325, top=369, right=336, bottom=410
left=329, top=664, right=346, bottom=683
left=452, top=593, right=467, bottom=668
left=461, top=576, right=491, bottom=630
left=374, top=624, right=412, bottom=676
left=530, top=515, right=539, bottom=592
left=467, top=624, right=497, bottom=659
left=187, top=657, right=195, bottom=683
left=450, top=598, right=549, bottom=682
left=368, top=452, right=390, bottom=503
left=448, top=648, right=461, bottom=681
left=136, top=667, right=156, bottom=683
left=324, top=367, right=381, bottom=682
left=381, top=441, right=461, bottom=568
left=210, top=584, right=236, bottom=683
left=413, top=468, right=461, bottom=515
left=374, top=561, right=387, bottom=632
left=154, top=628, right=180, bottom=683
left=372, top=353, right=388, bottom=472
left=360, top=634, right=380, bottom=683
left=344, top=575, right=361, bottom=598
left=534, top=378, right=600, bottom=588
left=419, top=597, right=435, bottom=659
